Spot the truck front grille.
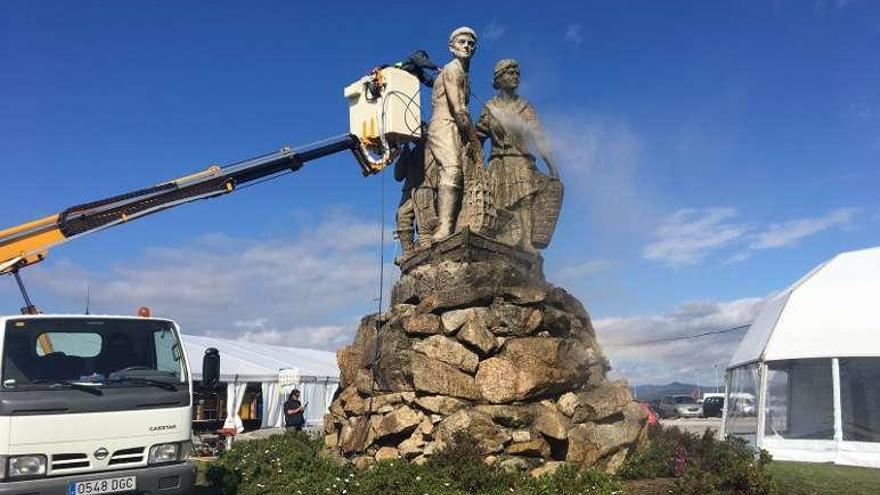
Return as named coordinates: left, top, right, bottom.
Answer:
left=51, top=453, right=90, bottom=470
left=108, top=446, right=145, bottom=466
left=158, top=475, right=180, bottom=489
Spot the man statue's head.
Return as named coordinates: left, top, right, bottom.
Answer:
left=448, top=26, right=477, bottom=60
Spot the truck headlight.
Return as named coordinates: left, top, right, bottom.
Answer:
left=148, top=443, right=180, bottom=464
left=8, top=455, right=47, bottom=478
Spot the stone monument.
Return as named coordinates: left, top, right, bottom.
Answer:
left=325, top=31, right=646, bottom=475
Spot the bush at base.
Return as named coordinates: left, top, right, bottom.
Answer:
left=206, top=431, right=624, bottom=495
left=206, top=433, right=347, bottom=495
left=618, top=424, right=777, bottom=495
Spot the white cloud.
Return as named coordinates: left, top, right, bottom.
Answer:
left=564, top=24, right=583, bottom=47
left=642, top=208, right=749, bottom=267
left=597, top=296, right=764, bottom=385
left=554, top=260, right=612, bottom=281
left=483, top=21, right=507, bottom=41
left=210, top=324, right=353, bottom=351
left=748, top=207, right=858, bottom=250
left=25, top=210, right=392, bottom=352
left=643, top=207, right=861, bottom=267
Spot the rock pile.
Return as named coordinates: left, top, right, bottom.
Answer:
left=324, top=231, right=646, bottom=475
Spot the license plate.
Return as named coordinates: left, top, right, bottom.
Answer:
left=68, top=476, right=136, bottom=495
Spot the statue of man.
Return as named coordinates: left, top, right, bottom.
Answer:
left=427, top=26, right=480, bottom=241
left=477, top=59, right=559, bottom=253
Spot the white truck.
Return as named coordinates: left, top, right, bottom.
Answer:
left=0, top=56, right=428, bottom=494
left=0, top=313, right=220, bottom=495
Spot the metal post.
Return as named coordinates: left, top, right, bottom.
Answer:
left=720, top=369, right=729, bottom=439
left=832, top=358, right=843, bottom=443
left=714, top=363, right=719, bottom=394
left=756, top=362, right=768, bottom=449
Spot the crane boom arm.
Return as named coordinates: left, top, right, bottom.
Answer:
left=0, top=134, right=378, bottom=275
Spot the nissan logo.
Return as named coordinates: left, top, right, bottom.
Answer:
left=93, top=448, right=109, bottom=460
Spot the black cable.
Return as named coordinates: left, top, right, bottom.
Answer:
left=385, top=90, right=422, bottom=135
left=603, top=324, right=751, bottom=348
left=363, top=163, right=387, bottom=450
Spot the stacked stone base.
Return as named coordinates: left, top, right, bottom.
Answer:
left=324, top=231, right=646, bottom=475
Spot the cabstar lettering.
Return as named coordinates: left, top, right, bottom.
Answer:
left=148, top=424, right=178, bottom=432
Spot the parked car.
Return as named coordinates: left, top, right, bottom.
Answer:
left=729, top=394, right=757, bottom=416
left=702, top=396, right=725, bottom=417
left=657, top=394, right=703, bottom=418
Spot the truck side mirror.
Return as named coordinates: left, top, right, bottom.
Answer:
left=202, top=347, right=220, bottom=391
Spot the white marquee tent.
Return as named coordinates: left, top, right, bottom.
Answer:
left=184, top=335, right=339, bottom=432
left=723, top=247, right=880, bottom=467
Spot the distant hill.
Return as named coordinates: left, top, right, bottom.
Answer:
left=631, top=381, right=711, bottom=402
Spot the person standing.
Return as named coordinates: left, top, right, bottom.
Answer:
left=394, top=141, right=426, bottom=259
left=283, top=389, right=305, bottom=432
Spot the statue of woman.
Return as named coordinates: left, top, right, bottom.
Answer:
left=476, top=59, right=559, bottom=253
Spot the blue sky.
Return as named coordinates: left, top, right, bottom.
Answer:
left=2, top=1, right=878, bottom=385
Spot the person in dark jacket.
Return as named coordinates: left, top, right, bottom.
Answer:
left=284, top=389, right=305, bottom=431
left=394, top=140, right=428, bottom=259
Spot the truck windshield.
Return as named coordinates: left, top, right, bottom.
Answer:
left=1, top=318, right=186, bottom=390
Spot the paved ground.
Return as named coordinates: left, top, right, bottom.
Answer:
left=659, top=417, right=723, bottom=438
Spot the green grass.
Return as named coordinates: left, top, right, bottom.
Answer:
left=770, top=461, right=880, bottom=495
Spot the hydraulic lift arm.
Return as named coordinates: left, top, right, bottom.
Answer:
left=0, top=134, right=382, bottom=280
left=0, top=52, right=434, bottom=313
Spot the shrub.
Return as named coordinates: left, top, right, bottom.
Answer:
left=425, top=431, right=518, bottom=494
left=206, top=430, right=625, bottom=495
left=618, top=424, right=778, bottom=495
left=519, top=464, right=625, bottom=495
left=206, top=431, right=350, bottom=495
left=617, top=424, right=684, bottom=479
left=673, top=467, right=721, bottom=495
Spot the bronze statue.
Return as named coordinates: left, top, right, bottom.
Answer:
left=477, top=59, right=560, bottom=253
left=426, top=26, right=481, bottom=241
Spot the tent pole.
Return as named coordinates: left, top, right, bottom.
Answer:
left=832, top=358, right=843, bottom=444
left=720, top=368, right=729, bottom=438
left=756, top=362, right=768, bottom=449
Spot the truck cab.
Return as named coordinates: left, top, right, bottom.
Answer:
left=0, top=314, right=196, bottom=495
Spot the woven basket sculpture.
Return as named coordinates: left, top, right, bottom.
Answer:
left=531, top=173, right=564, bottom=249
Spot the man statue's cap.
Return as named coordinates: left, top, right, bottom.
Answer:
left=449, top=26, right=477, bottom=43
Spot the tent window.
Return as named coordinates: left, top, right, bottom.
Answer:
left=764, top=359, right=834, bottom=440
left=840, top=357, right=880, bottom=442
left=725, top=364, right=760, bottom=444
